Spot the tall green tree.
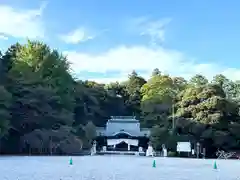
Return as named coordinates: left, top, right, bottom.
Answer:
left=189, top=74, right=208, bottom=87
left=0, top=86, right=12, bottom=139
left=0, top=40, right=239, bottom=156
left=123, top=71, right=146, bottom=117
left=140, top=74, right=175, bottom=127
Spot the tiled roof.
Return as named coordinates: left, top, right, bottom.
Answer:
left=96, top=116, right=150, bottom=137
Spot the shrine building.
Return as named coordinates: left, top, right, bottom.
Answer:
left=95, top=116, right=150, bottom=152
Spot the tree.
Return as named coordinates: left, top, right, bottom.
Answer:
left=0, top=86, right=11, bottom=139
left=84, top=121, right=96, bottom=148
left=0, top=40, right=239, bottom=156
left=141, top=74, right=174, bottom=102
left=140, top=74, right=175, bottom=127
left=1, top=41, right=77, bottom=154
left=172, top=77, right=188, bottom=92
left=20, top=126, right=83, bottom=154
left=123, top=71, right=146, bottom=117
left=212, top=74, right=238, bottom=99
left=150, top=125, right=178, bottom=151
left=151, top=68, right=161, bottom=76
left=0, top=44, right=20, bottom=85
left=8, top=41, right=75, bottom=132
left=189, top=74, right=208, bottom=87
left=175, top=83, right=239, bottom=151
left=212, top=74, right=229, bottom=88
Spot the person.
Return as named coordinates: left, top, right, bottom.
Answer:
left=191, top=149, right=195, bottom=157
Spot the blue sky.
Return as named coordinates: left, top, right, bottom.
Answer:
left=0, top=0, right=240, bottom=83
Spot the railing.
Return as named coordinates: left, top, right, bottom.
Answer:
left=216, top=150, right=236, bottom=159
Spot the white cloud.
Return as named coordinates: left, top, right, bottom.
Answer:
left=64, top=45, right=240, bottom=83
left=83, top=76, right=129, bottom=84
left=0, top=34, right=8, bottom=40
left=0, top=2, right=46, bottom=39
left=59, top=28, right=94, bottom=44
left=60, top=28, right=108, bottom=44
left=128, top=17, right=171, bottom=45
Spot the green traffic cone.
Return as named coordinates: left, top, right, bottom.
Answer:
left=213, top=161, right=217, bottom=169
left=69, top=157, right=73, bottom=165
left=152, top=159, right=156, bottom=168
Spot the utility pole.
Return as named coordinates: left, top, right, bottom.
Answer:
left=197, top=142, right=200, bottom=158
left=50, top=136, right=52, bottom=155
left=171, top=78, right=176, bottom=133
left=172, top=102, right=175, bottom=131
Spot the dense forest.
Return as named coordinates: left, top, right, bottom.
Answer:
left=0, top=40, right=239, bottom=156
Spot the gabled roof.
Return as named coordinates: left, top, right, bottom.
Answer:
left=96, top=116, right=151, bottom=137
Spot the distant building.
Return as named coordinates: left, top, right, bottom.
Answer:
left=96, top=116, right=150, bottom=152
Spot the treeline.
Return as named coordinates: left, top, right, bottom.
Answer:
left=0, top=41, right=239, bottom=156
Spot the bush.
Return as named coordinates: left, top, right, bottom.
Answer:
left=168, top=151, right=176, bottom=157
